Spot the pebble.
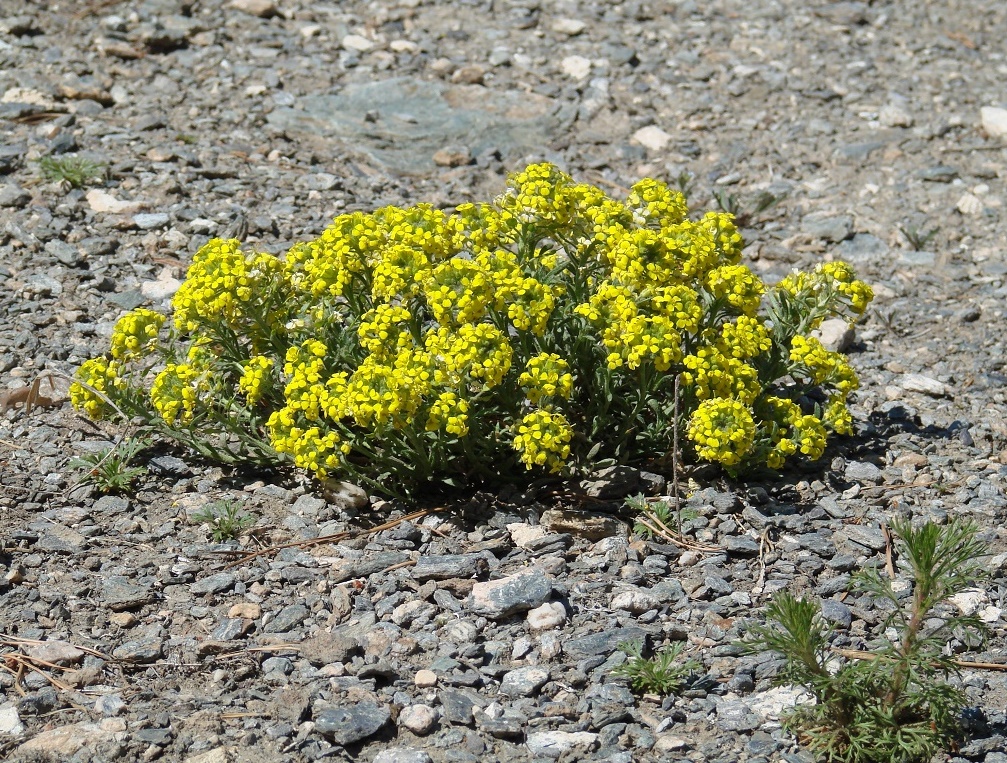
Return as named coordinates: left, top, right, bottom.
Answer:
left=631, top=125, right=672, bottom=151
left=400, top=704, right=438, bottom=735
left=900, top=373, right=948, bottom=397
left=373, top=750, right=433, bottom=763
left=469, top=567, right=552, bottom=619
left=526, top=601, right=566, bottom=631
left=228, top=0, right=276, bottom=17
left=314, top=702, right=390, bottom=745
left=414, top=669, right=437, bottom=688
left=132, top=212, right=170, bottom=230
left=981, top=106, right=1007, bottom=139
left=561, top=55, right=592, bottom=80
left=526, top=731, right=599, bottom=759
left=814, top=318, right=854, bottom=353
left=499, top=666, right=549, bottom=697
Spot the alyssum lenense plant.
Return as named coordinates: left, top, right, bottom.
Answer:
left=69, top=163, right=873, bottom=500
left=743, top=518, right=988, bottom=763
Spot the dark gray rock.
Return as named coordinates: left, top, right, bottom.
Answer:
left=314, top=701, right=390, bottom=745
left=102, top=577, right=156, bottom=611
left=264, top=603, right=310, bottom=633
left=468, top=567, right=552, bottom=619
left=412, top=554, right=488, bottom=581
left=190, top=572, right=236, bottom=595
left=565, top=627, right=649, bottom=658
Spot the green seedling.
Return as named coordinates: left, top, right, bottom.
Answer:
left=69, top=436, right=149, bottom=494
left=743, top=518, right=988, bottom=763
left=37, top=154, right=105, bottom=189
left=612, top=640, right=699, bottom=696
left=190, top=500, right=256, bottom=542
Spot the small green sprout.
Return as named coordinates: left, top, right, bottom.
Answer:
left=190, top=500, right=256, bottom=542
left=69, top=436, right=149, bottom=494
left=36, top=155, right=106, bottom=189
left=612, top=640, right=699, bottom=696
left=899, top=225, right=939, bottom=251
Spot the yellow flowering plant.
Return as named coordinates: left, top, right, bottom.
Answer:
left=70, top=164, right=872, bottom=499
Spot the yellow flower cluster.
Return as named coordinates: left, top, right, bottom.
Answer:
left=513, top=410, right=573, bottom=472
left=688, top=398, right=756, bottom=466
left=110, top=309, right=165, bottom=360
left=682, top=346, right=761, bottom=404
left=69, top=357, right=124, bottom=418
left=790, top=336, right=858, bottom=394
left=519, top=353, right=573, bottom=405
left=778, top=260, right=874, bottom=324
left=239, top=356, right=274, bottom=405
left=172, top=239, right=281, bottom=332
left=150, top=363, right=206, bottom=426
left=70, top=162, right=873, bottom=490
left=425, top=391, right=470, bottom=437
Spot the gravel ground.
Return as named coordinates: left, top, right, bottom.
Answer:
left=1, top=0, right=1007, bottom=761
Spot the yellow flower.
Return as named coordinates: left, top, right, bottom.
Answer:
left=519, top=353, right=573, bottom=404
left=238, top=356, right=275, bottom=405
left=426, top=391, right=470, bottom=437
left=626, top=178, right=688, bottom=229
left=717, top=315, right=772, bottom=359
left=69, top=357, right=125, bottom=419
left=150, top=363, right=207, bottom=426
left=705, top=264, right=764, bottom=316
left=688, top=398, right=756, bottom=466
left=110, top=309, right=165, bottom=360
left=513, top=409, right=573, bottom=472
left=681, top=346, right=761, bottom=404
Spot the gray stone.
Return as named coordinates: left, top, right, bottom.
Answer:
left=724, top=535, right=760, bottom=556
left=439, top=688, right=482, bottom=725
left=841, top=525, right=887, bottom=552
left=565, top=627, right=649, bottom=658
left=412, top=554, right=487, bottom=581
left=44, top=239, right=82, bottom=266
left=148, top=456, right=190, bottom=477
left=835, top=233, right=889, bottom=263
left=102, top=577, right=155, bottom=611
left=132, top=212, right=170, bottom=230
left=580, top=465, right=641, bottom=499
left=844, top=460, right=883, bottom=483
left=190, top=572, right=236, bottom=595
left=94, top=695, right=126, bottom=717
left=0, top=183, right=29, bottom=208
left=526, top=731, right=599, bottom=759
left=469, top=567, right=552, bottom=619
left=330, top=551, right=410, bottom=583
left=112, top=634, right=163, bottom=663
left=37, top=524, right=87, bottom=554
left=373, top=750, right=433, bottom=763
left=299, top=631, right=358, bottom=665
left=266, top=77, right=575, bottom=174
left=819, top=599, right=853, bottom=629
left=209, top=619, right=248, bottom=641
left=803, top=214, right=852, bottom=242
left=610, top=587, right=661, bottom=614
left=264, top=603, right=310, bottom=633
left=917, top=165, right=958, bottom=182
left=313, top=702, right=390, bottom=745
left=715, top=698, right=760, bottom=731
left=135, top=727, right=172, bottom=745
left=0, top=704, right=24, bottom=735
left=499, top=666, right=549, bottom=697
left=796, top=533, right=836, bottom=557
